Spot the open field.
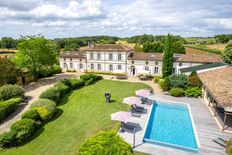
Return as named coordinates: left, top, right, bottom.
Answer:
left=0, top=80, right=149, bottom=155
left=117, top=40, right=136, bottom=48
left=185, top=37, right=215, bottom=43
left=205, top=44, right=226, bottom=51
left=0, top=49, right=17, bottom=58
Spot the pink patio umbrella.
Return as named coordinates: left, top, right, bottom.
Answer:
left=111, top=111, right=132, bottom=123
left=135, top=89, right=151, bottom=98
left=123, top=96, right=142, bottom=105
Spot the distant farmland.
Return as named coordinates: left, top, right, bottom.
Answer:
left=0, top=49, right=17, bottom=58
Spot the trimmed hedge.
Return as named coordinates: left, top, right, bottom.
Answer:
left=10, top=119, right=36, bottom=144
left=0, top=85, right=25, bottom=101
left=0, top=98, right=22, bottom=121
left=39, top=87, right=61, bottom=104
left=169, top=88, right=185, bottom=97
left=22, top=109, right=41, bottom=121
left=159, top=78, right=170, bottom=91
left=185, top=87, right=202, bottom=98
left=80, top=74, right=103, bottom=86
left=153, top=76, right=161, bottom=83
left=30, top=99, right=56, bottom=121
left=78, top=130, right=132, bottom=155
left=69, top=79, right=84, bottom=89
left=0, top=131, right=17, bottom=147
left=54, top=81, right=70, bottom=94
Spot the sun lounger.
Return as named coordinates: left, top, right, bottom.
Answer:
left=121, top=122, right=137, bottom=133
left=213, top=137, right=227, bottom=148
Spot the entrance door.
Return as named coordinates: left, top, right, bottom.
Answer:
left=130, top=66, right=136, bottom=76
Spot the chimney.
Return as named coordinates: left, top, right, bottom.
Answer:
left=88, top=41, right=94, bottom=48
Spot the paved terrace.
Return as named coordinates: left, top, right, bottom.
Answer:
left=119, top=94, right=232, bottom=155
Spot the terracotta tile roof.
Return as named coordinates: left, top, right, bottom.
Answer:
left=198, top=66, right=232, bottom=107
left=59, top=51, right=85, bottom=58
left=178, top=54, right=223, bottom=63
left=82, top=44, right=132, bottom=52
left=128, top=53, right=163, bottom=61
left=128, top=52, right=222, bottom=63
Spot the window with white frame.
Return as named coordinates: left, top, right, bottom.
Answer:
left=109, top=53, right=113, bottom=60
left=91, top=64, right=94, bottom=70
left=79, top=63, right=83, bottom=69
left=118, top=65, right=122, bottom=70
left=118, top=54, right=121, bottom=60
left=90, top=53, right=94, bottom=59
left=145, top=66, right=149, bottom=71
left=154, top=67, right=158, bottom=73
left=109, top=64, right=113, bottom=71
left=97, top=64, right=101, bottom=70
left=172, top=68, right=176, bottom=73
left=97, top=53, right=101, bottom=60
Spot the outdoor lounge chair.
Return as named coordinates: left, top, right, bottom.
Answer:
left=213, top=137, right=227, bottom=148
left=121, top=122, right=137, bottom=133
left=131, top=105, right=145, bottom=113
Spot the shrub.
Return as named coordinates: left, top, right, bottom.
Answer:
left=51, top=65, right=62, bottom=74
left=153, top=76, right=161, bottom=83
left=69, top=79, right=84, bottom=89
left=169, top=88, right=185, bottom=97
left=30, top=99, right=56, bottom=121
left=168, top=74, right=189, bottom=89
left=37, top=65, right=62, bottom=78
left=35, top=107, right=54, bottom=121
left=0, top=98, right=22, bottom=121
left=159, top=78, right=170, bottom=91
left=60, top=79, right=72, bottom=87
left=188, top=71, right=202, bottom=88
left=185, top=87, right=202, bottom=98
left=80, top=74, right=102, bottom=82
left=0, top=131, right=17, bottom=147
left=54, top=81, right=70, bottom=94
left=22, top=109, right=41, bottom=121
left=39, top=87, right=61, bottom=104
left=226, top=138, right=232, bottom=155
left=0, top=85, right=25, bottom=101
left=85, top=78, right=94, bottom=86
left=10, top=119, right=36, bottom=144
left=78, top=130, right=132, bottom=155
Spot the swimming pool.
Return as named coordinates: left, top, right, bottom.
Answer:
left=143, top=101, right=198, bottom=152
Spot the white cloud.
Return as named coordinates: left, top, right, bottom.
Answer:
left=0, top=0, right=232, bottom=38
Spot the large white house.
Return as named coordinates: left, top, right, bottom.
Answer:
left=59, top=44, right=223, bottom=76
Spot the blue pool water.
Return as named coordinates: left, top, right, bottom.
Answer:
left=144, top=101, right=198, bottom=152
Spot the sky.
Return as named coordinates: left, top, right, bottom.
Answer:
left=0, top=0, right=232, bottom=39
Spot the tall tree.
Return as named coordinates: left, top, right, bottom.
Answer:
left=222, top=41, right=232, bottom=64
left=162, top=34, right=174, bottom=78
left=12, top=36, right=57, bottom=81
left=0, top=58, right=21, bottom=86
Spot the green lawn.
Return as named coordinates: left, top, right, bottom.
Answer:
left=1, top=80, right=149, bottom=155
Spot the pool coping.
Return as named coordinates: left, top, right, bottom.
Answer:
left=142, top=99, right=201, bottom=152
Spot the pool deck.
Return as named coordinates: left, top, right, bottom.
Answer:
left=119, top=94, right=232, bottom=155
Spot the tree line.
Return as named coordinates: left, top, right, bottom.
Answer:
left=215, top=34, right=232, bottom=43
left=128, top=34, right=186, bottom=54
